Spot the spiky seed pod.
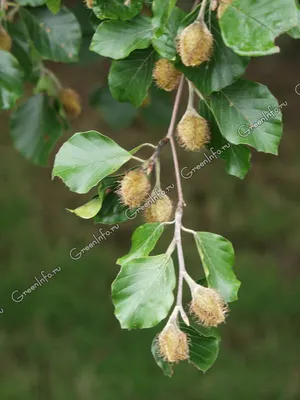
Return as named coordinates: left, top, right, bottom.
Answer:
left=0, top=26, right=12, bottom=52
left=190, top=286, right=228, bottom=327
left=119, top=170, right=150, bottom=209
left=144, top=192, right=173, bottom=223
left=158, top=323, right=189, bottom=363
left=153, top=59, right=182, bottom=92
left=59, top=88, right=81, bottom=117
left=177, top=108, right=210, bottom=151
left=178, top=21, right=213, bottom=67
left=217, top=0, right=232, bottom=19
left=84, top=0, right=93, bottom=9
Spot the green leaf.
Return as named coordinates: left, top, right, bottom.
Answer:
left=10, top=94, right=62, bottom=165
left=19, top=7, right=81, bottom=63
left=52, top=130, right=132, bottom=194
left=210, top=79, right=283, bottom=155
left=152, top=0, right=177, bottom=34
left=180, top=324, right=220, bottom=372
left=117, top=223, right=164, bottom=265
left=67, top=196, right=104, bottom=219
left=7, top=21, right=42, bottom=82
left=90, top=86, right=138, bottom=130
left=219, top=0, right=298, bottom=56
left=194, top=232, right=240, bottom=302
left=90, top=15, right=152, bottom=59
left=151, top=338, right=173, bottom=377
left=109, top=48, right=155, bottom=107
left=34, top=72, right=58, bottom=96
left=199, top=101, right=251, bottom=179
left=152, top=6, right=186, bottom=60
left=94, top=191, right=131, bottom=224
left=93, top=0, right=143, bottom=20
left=0, top=50, right=23, bottom=110
left=176, top=14, right=249, bottom=96
left=112, top=254, right=176, bottom=329
left=141, top=85, right=173, bottom=126
left=16, top=0, right=46, bottom=5
left=46, top=0, right=61, bottom=14
left=288, top=5, right=300, bottom=38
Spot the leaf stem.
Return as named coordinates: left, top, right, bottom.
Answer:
left=132, top=155, right=145, bottom=163
left=182, top=226, right=197, bottom=235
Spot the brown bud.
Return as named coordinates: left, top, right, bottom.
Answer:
left=178, top=21, right=213, bottom=67
left=190, top=286, right=227, bottom=327
left=177, top=108, right=210, bottom=151
left=84, top=0, right=94, bottom=9
left=119, top=170, right=150, bottom=208
left=144, top=191, right=173, bottom=223
left=153, top=59, right=181, bottom=92
left=158, top=323, right=189, bottom=363
left=217, top=0, right=232, bottom=19
left=0, top=26, right=12, bottom=52
left=59, top=88, right=81, bottom=117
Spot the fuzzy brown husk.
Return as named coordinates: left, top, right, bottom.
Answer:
left=59, top=88, right=81, bottom=117
left=0, top=26, right=12, bottom=52
left=119, top=170, right=150, bottom=209
left=84, top=0, right=94, bottom=9
left=153, top=59, right=182, bottom=92
left=158, top=324, right=189, bottom=363
left=178, top=21, right=213, bottom=67
left=177, top=109, right=210, bottom=151
left=144, top=192, right=173, bottom=223
left=190, top=286, right=227, bottom=327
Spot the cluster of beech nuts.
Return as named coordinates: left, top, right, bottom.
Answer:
left=119, top=169, right=173, bottom=223
left=158, top=285, right=227, bottom=364
left=153, top=16, right=214, bottom=152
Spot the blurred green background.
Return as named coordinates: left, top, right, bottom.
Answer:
left=1, top=8, right=300, bottom=399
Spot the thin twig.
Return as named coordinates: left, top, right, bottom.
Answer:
left=187, top=80, right=195, bottom=110
left=197, top=0, right=209, bottom=21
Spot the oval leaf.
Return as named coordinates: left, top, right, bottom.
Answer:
left=210, top=79, right=283, bottom=155
left=67, top=196, right=104, bottom=219
left=194, top=232, right=240, bottom=302
left=199, top=101, right=251, bottom=179
left=180, top=324, right=220, bottom=372
left=152, top=7, right=186, bottom=60
left=0, top=50, right=23, bottom=110
left=93, top=0, right=143, bottom=20
left=10, top=94, right=62, bottom=165
left=219, top=0, right=298, bottom=56
left=117, top=223, right=164, bottom=265
left=52, top=130, right=131, bottom=194
left=109, top=48, right=155, bottom=107
left=90, top=15, right=152, bottom=60
left=19, top=7, right=81, bottom=62
left=112, top=254, right=176, bottom=329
